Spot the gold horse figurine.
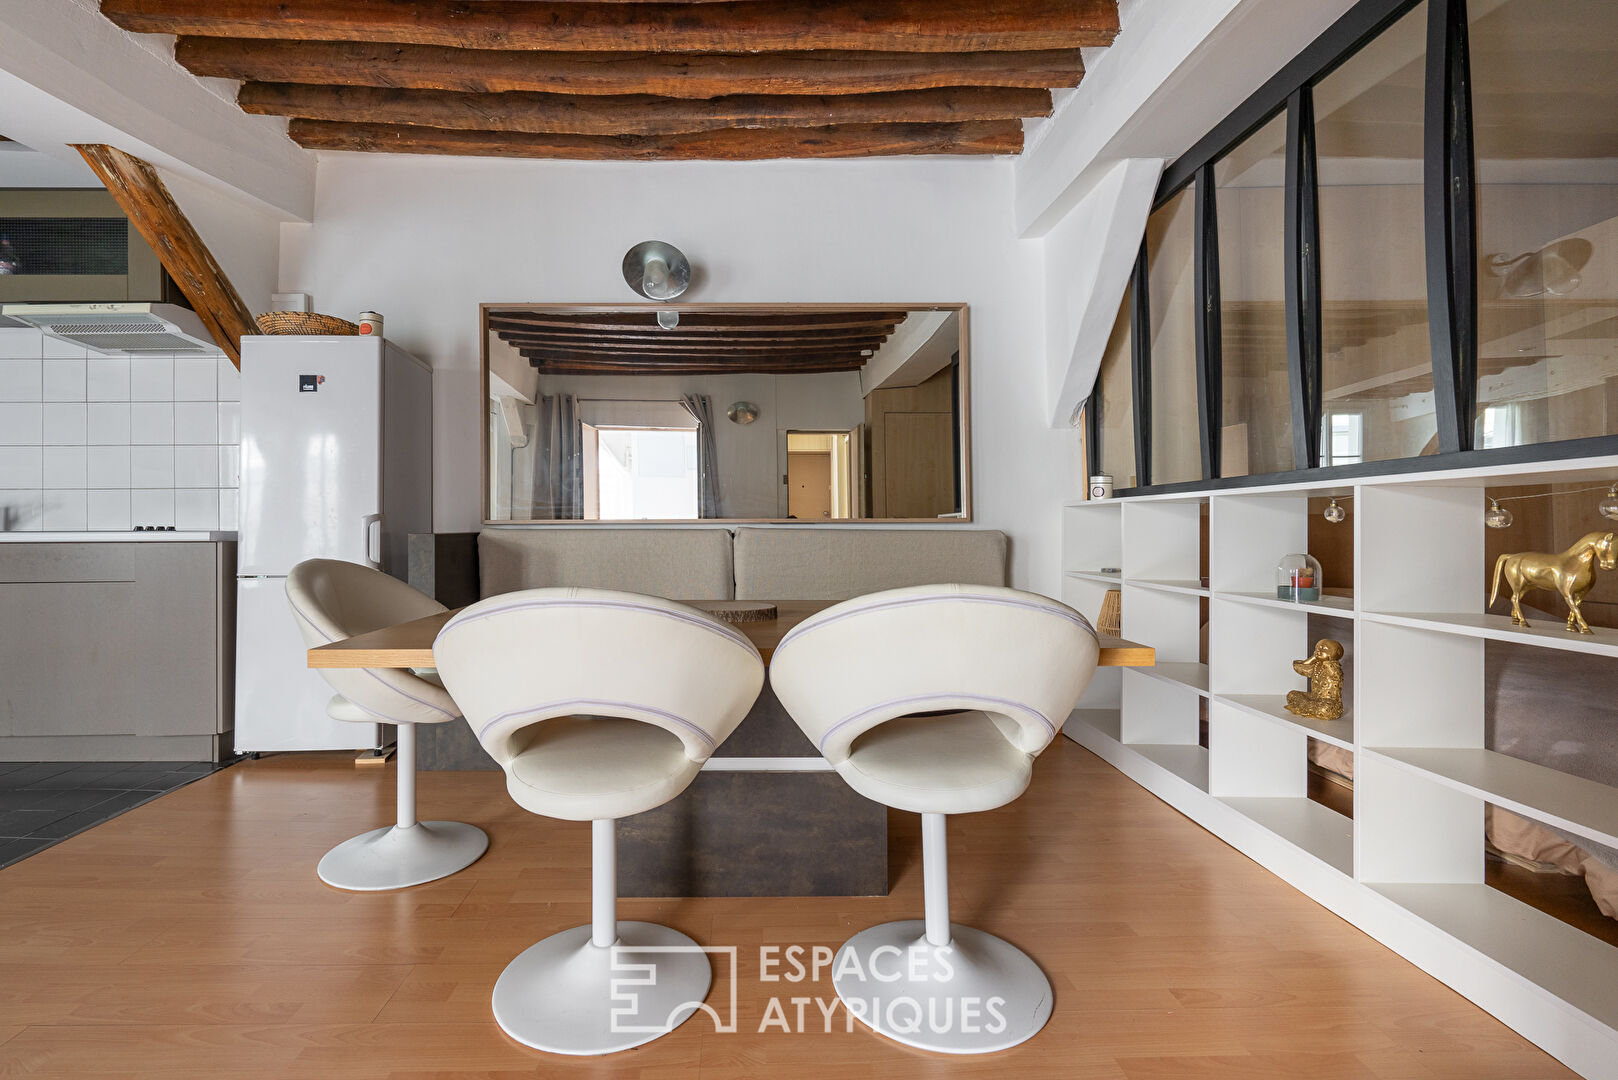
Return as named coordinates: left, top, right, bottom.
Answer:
left=1490, top=532, right=1616, bottom=634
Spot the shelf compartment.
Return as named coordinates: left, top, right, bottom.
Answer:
left=1068, top=708, right=1121, bottom=744
left=1366, top=747, right=1618, bottom=852
left=1130, top=578, right=1209, bottom=597
left=1220, top=590, right=1354, bottom=617
left=1132, top=744, right=1209, bottom=791
left=1362, top=611, right=1618, bottom=659
left=1372, top=883, right=1618, bottom=1031
left=1219, top=796, right=1353, bottom=875
left=1132, top=661, right=1210, bottom=696
left=1064, top=570, right=1122, bottom=584
left=1217, top=693, right=1354, bottom=750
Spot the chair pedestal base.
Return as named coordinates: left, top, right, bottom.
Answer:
left=316, top=821, right=488, bottom=892
left=492, top=921, right=712, bottom=1055
left=832, top=920, right=1053, bottom=1054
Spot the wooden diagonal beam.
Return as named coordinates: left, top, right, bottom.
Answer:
left=240, top=83, right=1053, bottom=136
left=72, top=144, right=256, bottom=368
left=103, top=1, right=1120, bottom=53
left=177, top=38, right=1084, bottom=99
left=288, top=119, right=1022, bottom=158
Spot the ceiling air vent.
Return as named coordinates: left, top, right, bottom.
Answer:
left=0, top=303, right=218, bottom=355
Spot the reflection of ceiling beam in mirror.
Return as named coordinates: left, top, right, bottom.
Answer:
left=491, top=305, right=917, bottom=376
left=510, top=339, right=883, bottom=356
left=523, top=358, right=873, bottom=372
left=529, top=365, right=861, bottom=376
left=488, top=311, right=906, bottom=331
left=525, top=354, right=867, bottom=370
left=492, top=329, right=893, bottom=345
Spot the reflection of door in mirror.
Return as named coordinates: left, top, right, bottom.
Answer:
left=865, top=363, right=959, bottom=519
left=785, top=431, right=855, bottom=519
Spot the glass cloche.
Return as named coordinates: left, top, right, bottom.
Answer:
left=1276, top=553, right=1323, bottom=603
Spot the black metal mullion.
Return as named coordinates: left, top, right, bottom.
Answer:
left=1082, top=388, right=1101, bottom=479
left=1129, top=241, right=1153, bottom=487
left=1424, top=0, right=1477, bottom=453
left=1284, top=86, right=1324, bottom=469
left=1194, top=164, right=1222, bottom=479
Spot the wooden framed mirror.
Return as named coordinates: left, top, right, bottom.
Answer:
left=483, top=303, right=970, bottom=524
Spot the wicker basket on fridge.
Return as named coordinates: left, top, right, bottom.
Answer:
left=254, top=312, right=360, bottom=336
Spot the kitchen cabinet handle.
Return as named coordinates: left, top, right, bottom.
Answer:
left=362, top=513, right=383, bottom=570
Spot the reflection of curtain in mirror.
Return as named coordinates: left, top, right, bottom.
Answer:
left=680, top=393, right=722, bottom=518
left=532, top=393, right=583, bottom=519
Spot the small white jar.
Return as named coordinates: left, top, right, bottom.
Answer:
left=1089, top=474, right=1114, bottom=500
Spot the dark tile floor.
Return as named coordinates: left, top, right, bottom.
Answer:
left=0, top=761, right=227, bottom=868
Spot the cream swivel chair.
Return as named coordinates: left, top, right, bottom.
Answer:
left=432, top=587, right=765, bottom=1055
left=770, top=584, right=1099, bottom=1054
left=286, top=558, right=488, bottom=891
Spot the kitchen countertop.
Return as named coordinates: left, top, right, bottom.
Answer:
left=0, top=531, right=238, bottom=543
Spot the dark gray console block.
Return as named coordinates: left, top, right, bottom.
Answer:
left=619, top=772, right=886, bottom=897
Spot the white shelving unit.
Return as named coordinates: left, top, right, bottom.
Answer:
left=1059, top=455, right=1618, bottom=1080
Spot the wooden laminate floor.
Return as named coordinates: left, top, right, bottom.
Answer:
left=0, top=741, right=1577, bottom=1079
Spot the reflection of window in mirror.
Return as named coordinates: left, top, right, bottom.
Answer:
left=483, top=305, right=968, bottom=523
left=585, top=425, right=700, bottom=520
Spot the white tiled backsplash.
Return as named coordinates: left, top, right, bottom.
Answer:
left=0, top=327, right=240, bottom=532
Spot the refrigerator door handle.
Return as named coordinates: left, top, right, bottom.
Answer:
left=362, top=513, right=383, bottom=569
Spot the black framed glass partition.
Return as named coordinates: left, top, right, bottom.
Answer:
left=1146, top=186, right=1202, bottom=485
left=1215, top=111, right=1292, bottom=477
left=1098, top=0, right=1618, bottom=496
left=1469, top=0, right=1618, bottom=452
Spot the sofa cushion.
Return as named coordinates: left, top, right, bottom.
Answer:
left=732, top=527, right=1006, bottom=601
left=478, top=527, right=734, bottom=600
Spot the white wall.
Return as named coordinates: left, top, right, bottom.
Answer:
left=280, top=154, right=1065, bottom=592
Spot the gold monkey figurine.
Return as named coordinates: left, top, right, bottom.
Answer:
left=1286, top=639, right=1345, bottom=722
left=1490, top=532, right=1616, bottom=635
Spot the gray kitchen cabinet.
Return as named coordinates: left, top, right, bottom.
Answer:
left=0, top=541, right=235, bottom=760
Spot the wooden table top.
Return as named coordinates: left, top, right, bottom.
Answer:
left=307, top=600, right=1156, bottom=669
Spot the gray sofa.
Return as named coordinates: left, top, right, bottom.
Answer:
left=477, top=525, right=1007, bottom=601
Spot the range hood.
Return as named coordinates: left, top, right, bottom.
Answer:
left=0, top=303, right=219, bottom=355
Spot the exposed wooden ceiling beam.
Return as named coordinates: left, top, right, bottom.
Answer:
left=241, top=83, right=1052, bottom=136
left=72, top=144, right=255, bottom=368
left=178, top=38, right=1083, bottom=98
left=104, top=1, right=1121, bottom=54
left=489, top=311, right=908, bottom=331
left=289, top=118, right=1022, bottom=158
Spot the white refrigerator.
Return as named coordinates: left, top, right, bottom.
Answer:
left=234, top=335, right=434, bottom=752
